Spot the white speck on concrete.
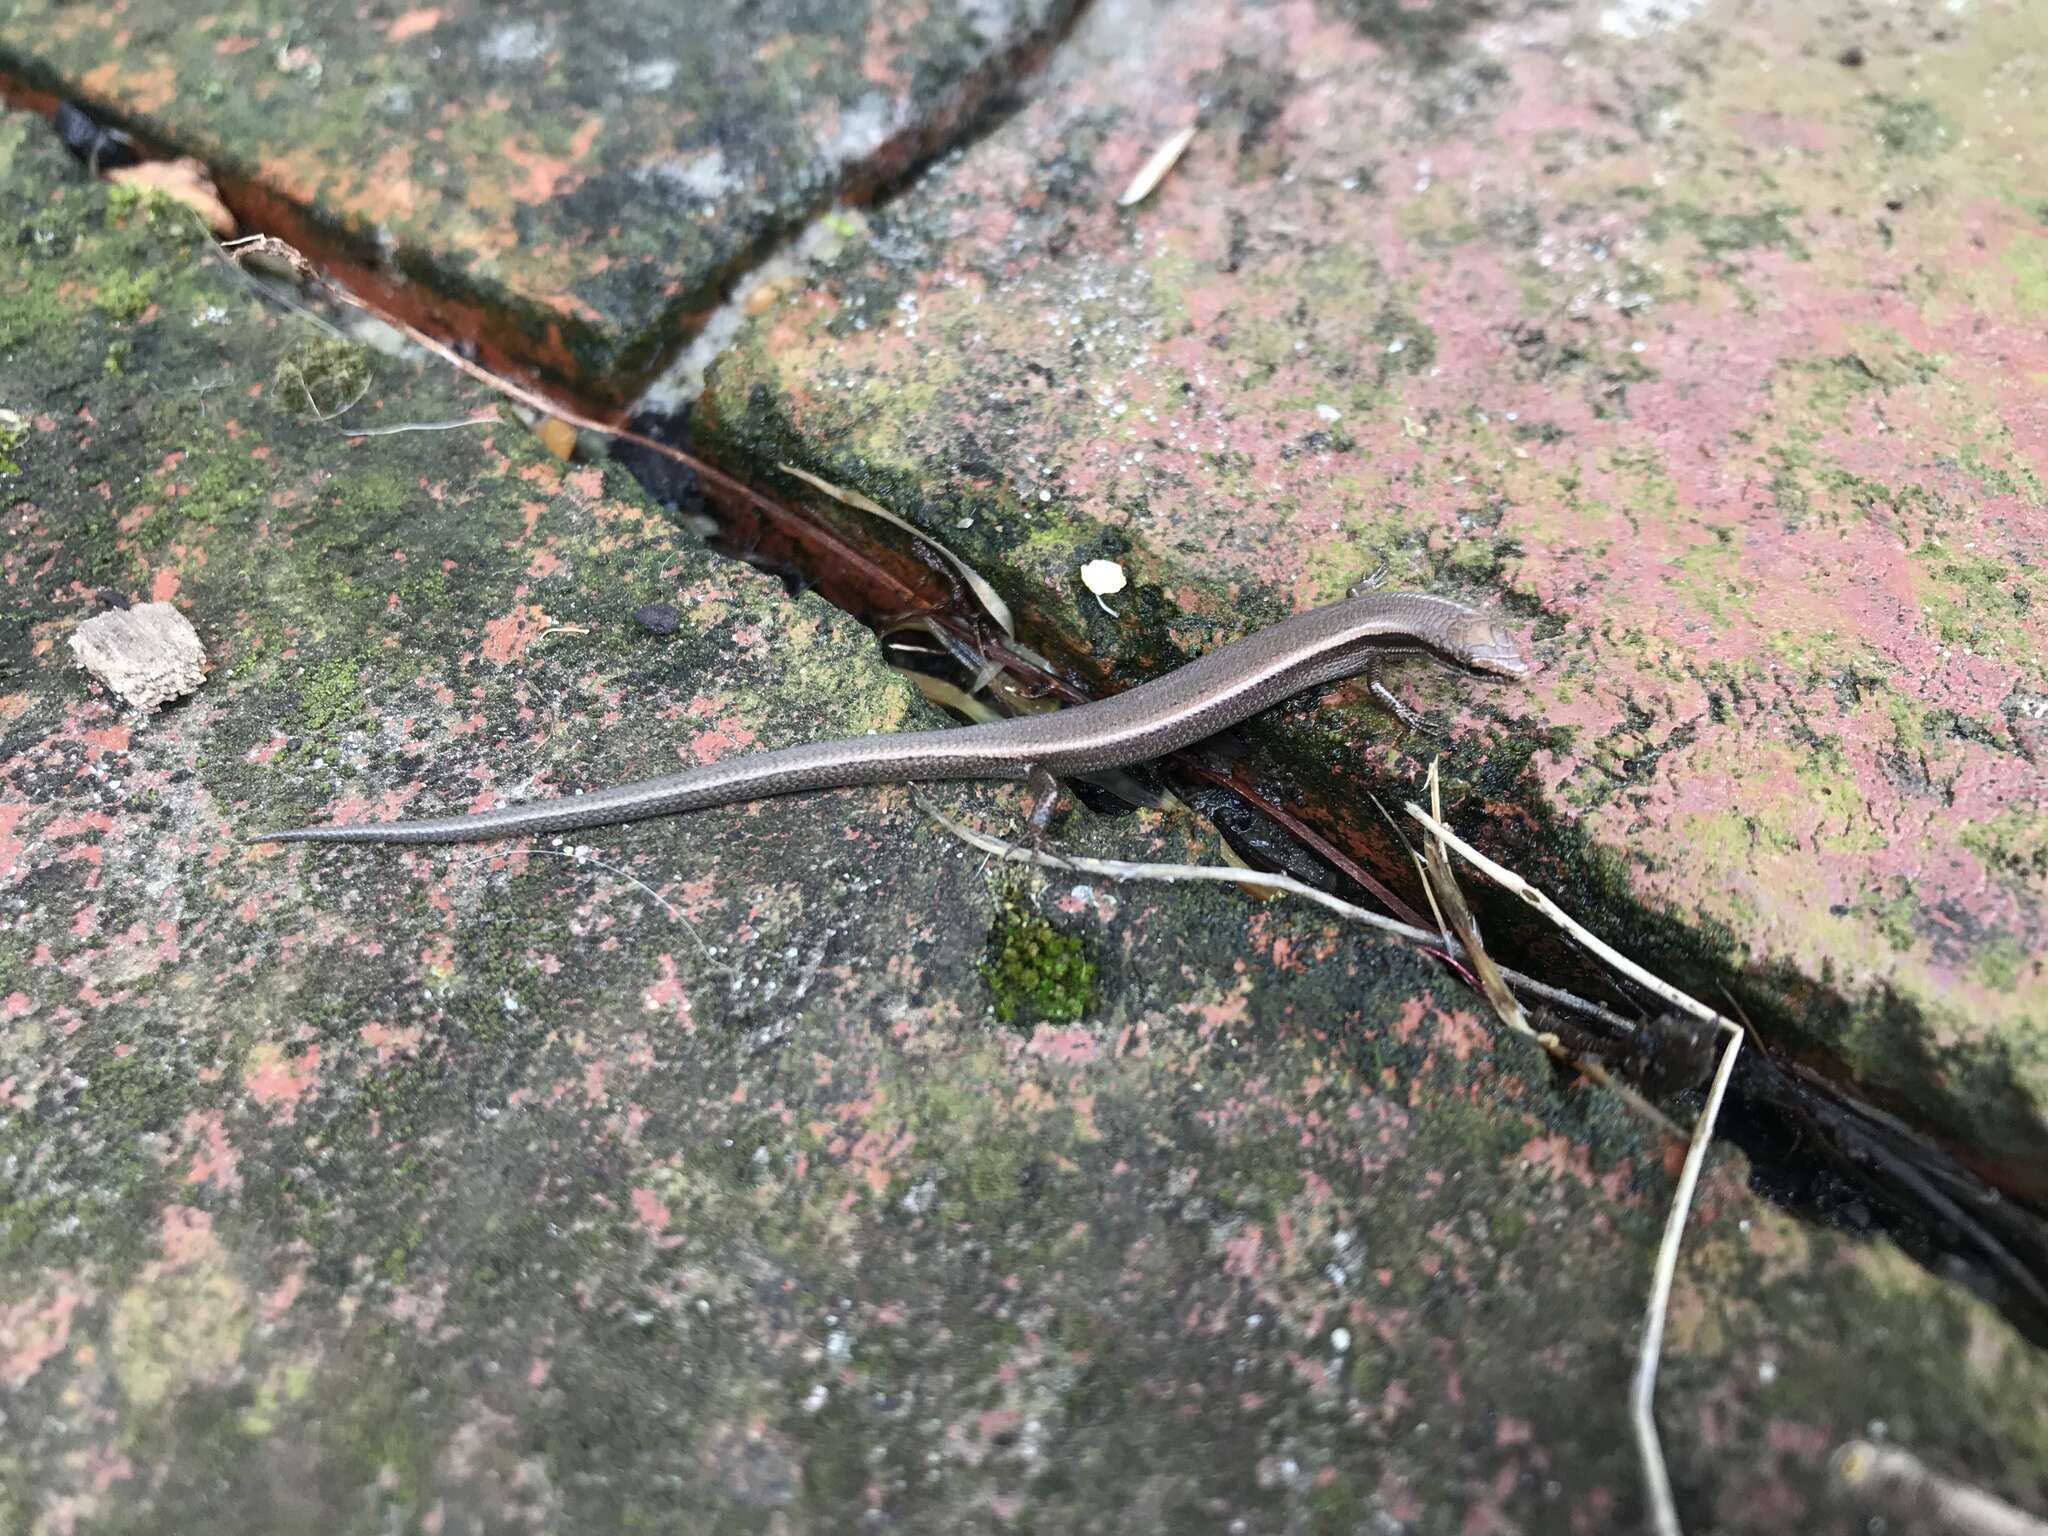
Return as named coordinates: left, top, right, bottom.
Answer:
left=625, top=58, right=677, bottom=93
left=479, top=21, right=554, bottom=64
left=1599, top=0, right=1708, bottom=37
left=641, top=149, right=739, bottom=203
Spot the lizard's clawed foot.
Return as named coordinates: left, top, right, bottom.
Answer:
left=1369, top=675, right=1440, bottom=735
left=1344, top=562, right=1393, bottom=600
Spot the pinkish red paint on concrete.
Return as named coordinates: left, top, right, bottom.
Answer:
left=701, top=0, right=2048, bottom=1181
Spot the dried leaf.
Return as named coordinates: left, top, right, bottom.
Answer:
left=107, top=157, right=236, bottom=238
left=779, top=462, right=1014, bottom=637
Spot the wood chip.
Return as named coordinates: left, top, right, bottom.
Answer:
left=535, top=415, right=578, bottom=459
left=1116, top=124, right=1198, bottom=208
left=68, top=602, right=207, bottom=711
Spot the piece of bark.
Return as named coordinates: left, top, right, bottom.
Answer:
left=68, top=601, right=206, bottom=711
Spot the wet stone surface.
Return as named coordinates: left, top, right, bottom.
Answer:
left=2, top=107, right=2047, bottom=1534
left=0, top=0, right=1080, bottom=400
left=696, top=0, right=2048, bottom=1192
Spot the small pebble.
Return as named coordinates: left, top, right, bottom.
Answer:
left=1837, top=45, right=1865, bottom=66
left=634, top=603, right=681, bottom=636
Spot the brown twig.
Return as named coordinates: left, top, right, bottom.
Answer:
left=1410, top=767, right=1680, bottom=1135
left=916, top=795, right=1668, bottom=1046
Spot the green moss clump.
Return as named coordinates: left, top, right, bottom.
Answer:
left=91, top=266, right=160, bottom=322
left=983, top=903, right=1097, bottom=1026
left=178, top=447, right=261, bottom=526
left=286, top=652, right=376, bottom=765
left=1973, top=936, right=2026, bottom=993
left=1371, top=301, right=1437, bottom=382
left=1648, top=201, right=1805, bottom=261
left=1869, top=94, right=1952, bottom=157
left=296, top=654, right=366, bottom=734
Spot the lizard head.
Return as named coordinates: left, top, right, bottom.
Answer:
left=1453, top=616, right=1531, bottom=678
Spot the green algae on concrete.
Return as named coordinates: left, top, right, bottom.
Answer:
left=3, top=105, right=2048, bottom=1534
left=694, top=0, right=2048, bottom=1194
left=0, top=0, right=1081, bottom=402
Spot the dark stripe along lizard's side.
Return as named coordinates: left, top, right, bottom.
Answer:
left=249, top=591, right=1528, bottom=847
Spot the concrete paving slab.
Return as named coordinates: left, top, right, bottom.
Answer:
left=5, top=108, right=2046, bottom=1532
left=0, top=0, right=1080, bottom=402
left=697, top=0, right=2048, bottom=1193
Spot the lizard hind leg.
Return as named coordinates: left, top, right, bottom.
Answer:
left=1367, top=659, right=1438, bottom=735
left=1023, top=763, right=1063, bottom=851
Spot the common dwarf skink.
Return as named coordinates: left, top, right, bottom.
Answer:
left=249, top=590, right=1527, bottom=847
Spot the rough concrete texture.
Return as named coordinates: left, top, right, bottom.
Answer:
left=698, top=0, right=2048, bottom=1192
left=4, top=110, right=2046, bottom=1533
left=0, top=0, right=1080, bottom=400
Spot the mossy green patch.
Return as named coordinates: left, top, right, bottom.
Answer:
left=110, top=1246, right=251, bottom=1409
left=280, top=649, right=382, bottom=768
left=982, top=898, right=1098, bottom=1027
left=169, top=440, right=263, bottom=528
left=1369, top=300, right=1437, bottom=383
left=0, top=407, right=23, bottom=475
left=1855, top=883, right=1922, bottom=954
left=1667, top=524, right=1757, bottom=627
left=1911, top=544, right=2034, bottom=659
left=2008, top=233, right=2048, bottom=316
left=1648, top=201, right=1805, bottom=262
left=1868, top=94, right=1954, bottom=157
left=446, top=884, right=585, bottom=1048
left=291, top=652, right=371, bottom=738
left=0, top=1046, right=183, bottom=1276
left=1973, top=936, right=2027, bottom=993
left=914, top=1083, right=1048, bottom=1224
left=1955, top=440, right=2046, bottom=507
left=0, top=1455, right=28, bottom=1535
left=1958, top=805, right=2048, bottom=884
left=90, top=265, right=161, bottom=323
